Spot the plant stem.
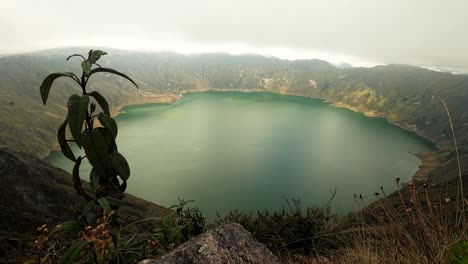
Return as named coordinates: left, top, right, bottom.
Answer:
left=80, top=71, right=94, bottom=130
left=441, top=99, right=464, bottom=227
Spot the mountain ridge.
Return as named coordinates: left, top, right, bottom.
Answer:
left=5, top=46, right=468, bottom=74
left=0, top=48, right=466, bottom=160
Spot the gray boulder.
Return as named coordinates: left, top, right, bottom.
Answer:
left=140, top=223, right=280, bottom=264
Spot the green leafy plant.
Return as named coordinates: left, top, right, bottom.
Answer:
left=447, top=241, right=468, bottom=264
left=41, top=49, right=137, bottom=203
left=39, top=49, right=138, bottom=263
left=170, top=198, right=206, bottom=240
left=153, top=198, right=206, bottom=253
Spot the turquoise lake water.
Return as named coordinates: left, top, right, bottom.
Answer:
left=47, top=91, right=435, bottom=219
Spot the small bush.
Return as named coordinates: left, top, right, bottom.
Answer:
left=153, top=198, right=206, bottom=253
left=447, top=241, right=468, bottom=264
left=216, top=198, right=337, bottom=257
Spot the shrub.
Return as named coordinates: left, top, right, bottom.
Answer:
left=216, top=197, right=337, bottom=258
left=447, top=241, right=468, bottom=264
left=153, top=198, right=206, bottom=253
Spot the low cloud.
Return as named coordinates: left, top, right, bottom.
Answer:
left=1, top=0, right=467, bottom=70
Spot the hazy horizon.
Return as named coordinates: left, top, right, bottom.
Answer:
left=2, top=0, right=468, bottom=73
left=3, top=46, right=468, bottom=75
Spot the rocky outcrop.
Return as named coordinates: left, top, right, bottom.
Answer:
left=0, top=147, right=170, bottom=261
left=139, top=223, right=280, bottom=264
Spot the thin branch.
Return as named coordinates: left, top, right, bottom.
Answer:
left=80, top=72, right=86, bottom=95
left=66, top=54, right=86, bottom=61
left=71, top=75, right=82, bottom=86
left=72, top=157, right=93, bottom=201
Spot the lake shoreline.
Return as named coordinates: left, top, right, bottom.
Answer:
left=44, top=88, right=440, bottom=185
left=330, top=101, right=438, bottom=149
left=47, top=91, right=434, bottom=217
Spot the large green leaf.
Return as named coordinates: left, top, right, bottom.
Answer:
left=78, top=200, right=96, bottom=221
left=81, top=128, right=113, bottom=179
left=90, top=50, right=107, bottom=63
left=90, top=102, right=96, bottom=114
left=72, top=157, right=92, bottom=201
left=110, top=151, right=130, bottom=181
left=168, top=225, right=184, bottom=243
left=40, top=72, right=78, bottom=105
left=98, top=113, right=118, bottom=139
left=81, top=60, right=92, bottom=76
left=89, top=67, right=139, bottom=88
left=105, top=196, right=129, bottom=206
left=60, top=241, right=91, bottom=264
left=48, top=221, right=84, bottom=237
left=89, top=169, right=100, bottom=192
left=89, top=91, right=110, bottom=115
left=57, top=118, right=76, bottom=162
left=67, top=95, right=89, bottom=147
left=97, top=197, right=112, bottom=212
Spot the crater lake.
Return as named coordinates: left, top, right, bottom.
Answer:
left=47, top=91, right=435, bottom=219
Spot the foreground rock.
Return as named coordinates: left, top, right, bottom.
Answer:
left=140, top=223, right=280, bottom=264
left=0, top=147, right=170, bottom=262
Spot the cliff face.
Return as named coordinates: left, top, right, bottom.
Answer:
left=0, top=147, right=170, bottom=261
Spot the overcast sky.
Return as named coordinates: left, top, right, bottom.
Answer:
left=1, top=0, right=467, bottom=71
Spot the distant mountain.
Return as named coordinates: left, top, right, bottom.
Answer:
left=0, top=48, right=467, bottom=158
left=424, top=66, right=468, bottom=75
left=334, top=62, right=353, bottom=69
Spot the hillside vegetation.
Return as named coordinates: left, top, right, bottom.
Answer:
left=1, top=48, right=467, bottom=263
left=1, top=48, right=467, bottom=158
left=0, top=49, right=468, bottom=156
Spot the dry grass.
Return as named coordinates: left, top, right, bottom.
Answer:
left=280, top=181, right=466, bottom=263
left=337, top=182, right=466, bottom=263
left=281, top=179, right=466, bottom=263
